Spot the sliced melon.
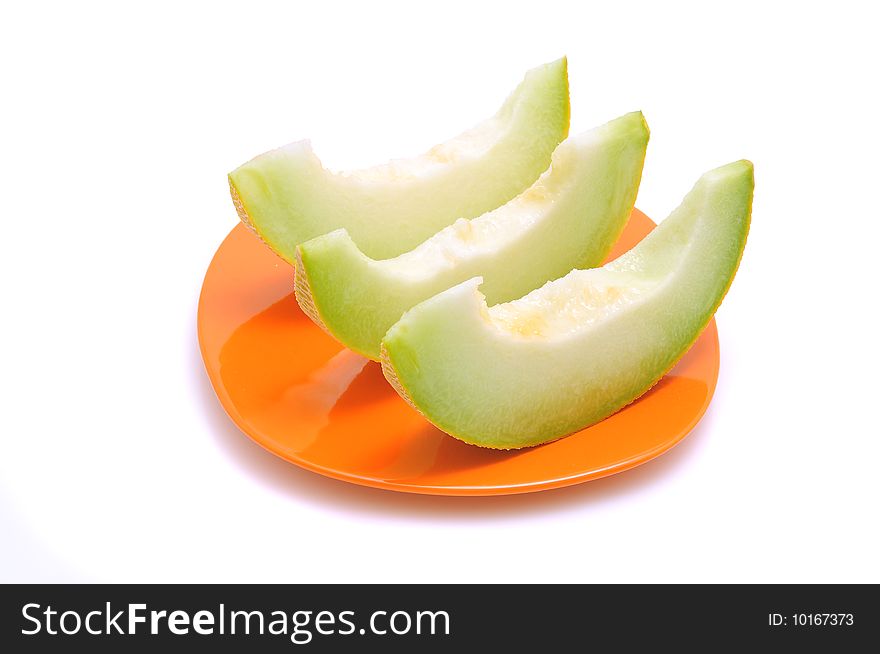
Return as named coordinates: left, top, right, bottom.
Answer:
left=295, top=112, right=649, bottom=360
left=229, top=58, right=570, bottom=262
left=381, top=160, right=753, bottom=449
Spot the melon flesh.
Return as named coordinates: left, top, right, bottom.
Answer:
left=295, top=112, right=649, bottom=360
left=381, top=161, right=754, bottom=449
left=229, top=58, right=570, bottom=261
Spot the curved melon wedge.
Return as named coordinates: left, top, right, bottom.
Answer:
left=229, top=58, right=569, bottom=262
left=381, top=160, right=754, bottom=449
left=295, top=112, right=649, bottom=360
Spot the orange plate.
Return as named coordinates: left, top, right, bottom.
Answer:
left=198, top=209, right=719, bottom=496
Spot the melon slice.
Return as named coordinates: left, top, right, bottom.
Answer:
left=381, top=160, right=754, bottom=449
left=229, top=58, right=570, bottom=261
left=295, top=112, right=649, bottom=360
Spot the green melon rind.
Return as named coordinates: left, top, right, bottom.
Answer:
left=381, top=160, right=754, bottom=449
left=228, top=58, right=570, bottom=262
left=296, top=112, right=649, bottom=360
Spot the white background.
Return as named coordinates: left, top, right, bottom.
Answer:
left=2, top=1, right=878, bottom=583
